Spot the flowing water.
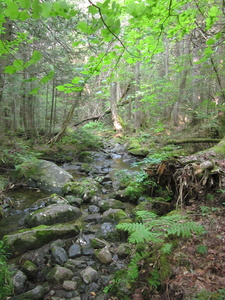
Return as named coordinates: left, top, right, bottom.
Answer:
left=0, top=151, right=142, bottom=239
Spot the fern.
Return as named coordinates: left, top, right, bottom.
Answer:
left=127, top=252, right=144, bottom=280
left=166, top=221, right=206, bottom=238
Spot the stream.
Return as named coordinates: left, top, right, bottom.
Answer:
left=0, top=148, right=141, bottom=239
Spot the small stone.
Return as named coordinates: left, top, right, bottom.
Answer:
left=68, top=244, right=81, bottom=258
left=80, top=266, right=98, bottom=284
left=62, top=280, right=78, bottom=290
left=97, top=247, right=112, bottom=264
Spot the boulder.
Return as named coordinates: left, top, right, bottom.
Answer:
left=18, top=159, right=73, bottom=194
left=97, top=247, right=112, bottom=264
left=46, top=265, right=73, bottom=283
left=80, top=266, right=98, bottom=284
left=98, top=199, right=125, bottom=211
left=102, top=209, right=127, bottom=222
left=25, top=204, right=82, bottom=227
left=3, top=223, right=79, bottom=257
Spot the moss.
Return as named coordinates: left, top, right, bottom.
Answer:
left=159, top=254, right=172, bottom=282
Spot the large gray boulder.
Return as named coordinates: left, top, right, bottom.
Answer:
left=3, top=223, right=79, bottom=257
left=18, top=159, right=73, bottom=194
left=25, top=204, right=82, bottom=227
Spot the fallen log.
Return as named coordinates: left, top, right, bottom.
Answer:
left=167, top=138, right=221, bottom=145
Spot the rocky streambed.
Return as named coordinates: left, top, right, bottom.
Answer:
left=1, top=143, right=150, bottom=300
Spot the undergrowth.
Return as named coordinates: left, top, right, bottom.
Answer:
left=104, top=210, right=206, bottom=298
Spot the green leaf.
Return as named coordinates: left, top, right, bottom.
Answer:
left=77, top=21, right=90, bottom=34
left=29, top=87, right=40, bottom=94
left=40, top=70, right=54, bottom=84
left=41, top=2, right=53, bottom=18
left=208, top=6, right=220, bottom=17
left=19, top=0, right=30, bottom=9
left=4, top=0, right=19, bottom=19
left=88, top=5, right=98, bottom=15
left=31, top=50, right=42, bottom=62
left=4, top=65, right=16, bottom=74
left=71, top=76, right=81, bottom=84
left=32, top=0, right=42, bottom=19
left=206, top=38, right=215, bottom=45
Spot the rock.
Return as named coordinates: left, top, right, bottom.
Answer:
left=21, top=260, right=38, bottom=279
left=12, top=270, right=27, bottom=294
left=97, top=247, right=112, bottom=264
left=68, top=243, right=82, bottom=258
left=12, top=285, right=44, bottom=300
left=65, top=195, right=83, bottom=206
left=98, top=199, right=125, bottom=211
left=128, top=148, right=149, bottom=157
left=65, top=258, right=87, bottom=271
left=25, top=204, right=82, bottom=227
left=51, top=245, right=68, bottom=265
left=63, top=178, right=100, bottom=201
left=46, top=265, right=73, bottom=283
left=88, top=205, right=100, bottom=213
left=81, top=244, right=94, bottom=256
left=3, top=223, right=79, bottom=258
left=90, top=238, right=111, bottom=249
left=18, top=159, right=73, bottom=194
left=80, top=266, right=98, bottom=284
left=95, top=222, right=122, bottom=242
left=84, top=213, right=102, bottom=224
left=62, top=280, right=78, bottom=291
left=102, top=209, right=127, bottom=222
left=117, top=243, right=131, bottom=258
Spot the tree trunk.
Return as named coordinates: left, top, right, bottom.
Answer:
left=110, top=82, right=122, bottom=133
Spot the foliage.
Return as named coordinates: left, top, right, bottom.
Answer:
left=0, top=241, right=13, bottom=300
left=109, top=210, right=206, bottom=295
left=60, top=128, right=103, bottom=150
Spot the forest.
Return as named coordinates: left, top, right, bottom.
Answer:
left=0, top=0, right=225, bottom=299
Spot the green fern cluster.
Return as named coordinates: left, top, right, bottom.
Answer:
left=114, top=210, right=206, bottom=293
left=117, top=211, right=206, bottom=244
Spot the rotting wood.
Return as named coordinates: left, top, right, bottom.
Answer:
left=144, top=156, right=225, bottom=208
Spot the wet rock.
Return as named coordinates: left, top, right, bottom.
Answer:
left=68, top=243, right=82, bottom=258
left=98, top=199, right=125, bottom=211
left=51, top=245, right=68, bottom=265
left=46, top=265, right=73, bottom=283
left=80, top=266, right=98, bottom=284
left=12, top=270, right=27, bottom=294
left=12, top=285, right=44, bottom=300
left=4, top=223, right=79, bottom=258
left=97, top=247, right=112, bottom=264
left=21, top=260, right=38, bottom=279
left=17, top=159, right=73, bottom=194
left=25, top=204, right=82, bottom=227
left=102, top=209, right=127, bottom=222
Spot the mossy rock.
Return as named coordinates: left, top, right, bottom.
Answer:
left=98, top=199, right=125, bottom=211
left=128, top=148, right=149, bottom=157
left=102, top=209, right=127, bottom=222
left=63, top=178, right=100, bottom=200
left=3, top=223, right=79, bottom=258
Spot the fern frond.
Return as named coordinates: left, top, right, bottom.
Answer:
left=166, top=221, right=205, bottom=238
left=117, top=222, right=145, bottom=233
left=129, top=229, right=163, bottom=244
left=127, top=252, right=144, bottom=280
left=161, top=243, right=173, bottom=254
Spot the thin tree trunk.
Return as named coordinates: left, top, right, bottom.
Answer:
left=110, top=82, right=122, bottom=133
